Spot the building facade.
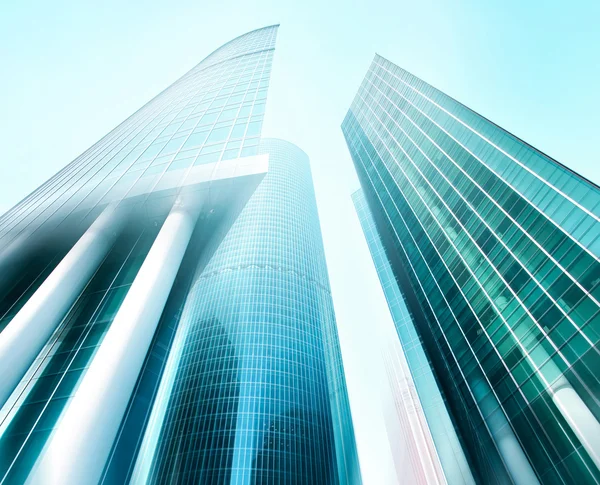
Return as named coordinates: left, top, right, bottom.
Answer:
left=0, top=26, right=361, bottom=484
left=343, top=54, right=600, bottom=484
left=353, top=188, right=475, bottom=485
left=126, top=138, right=361, bottom=485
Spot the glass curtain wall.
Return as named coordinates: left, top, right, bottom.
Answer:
left=343, top=54, right=600, bottom=484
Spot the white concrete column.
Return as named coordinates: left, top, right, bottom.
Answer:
left=28, top=200, right=199, bottom=485
left=472, top=378, right=540, bottom=485
left=0, top=204, right=123, bottom=410
left=522, top=334, right=600, bottom=470
left=550, top=370, right=600, bottom=470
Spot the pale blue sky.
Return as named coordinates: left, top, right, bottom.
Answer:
left=1, top=1, right=598, bottom=483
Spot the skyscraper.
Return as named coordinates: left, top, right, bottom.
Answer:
left=353, top=188, right=475, bottom=485
left=343, top=54, right=600, bottom=484
left=0, top=26, right=361, bottom=484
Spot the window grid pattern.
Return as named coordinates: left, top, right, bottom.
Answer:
left=0, top=26, right=280, bottom=483
left=137, top=139, right=361, bottom=484
left=0, top=25, right=277, bottom=361
left=0, top=25, right=278, bottom=254
left=0, top=26, right=362, bottom=485
left=353, top=188, right=475, bottom=485
left=342, top=55, right=600, bottom=484
left=99, top=215, right=213, bottom=485
left=0, top=223, right=158, bottom=484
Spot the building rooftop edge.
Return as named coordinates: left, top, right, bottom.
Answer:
left=372, top=53, right=599, bottom=190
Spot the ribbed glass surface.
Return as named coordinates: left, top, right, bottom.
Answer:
left=0, top=25, right=278, bottom=252
left=343, top=54, right=600, bottom=484
left=353, top=188, right=475, bottom=485
left=134, top=139, right=361, bottom=484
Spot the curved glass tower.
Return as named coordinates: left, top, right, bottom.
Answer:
left=343, top=54, right=600, bottom=484
left=0, top=26, right=361, bottom=484
left=132, top=139, right=360, bottom=484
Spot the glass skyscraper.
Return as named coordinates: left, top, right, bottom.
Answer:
left=343, top=54, right=600, bottom=484
left=128, top=138, right=361, bottom=485
left=353, top=188, right=475, bottom=485
left=0, top=26, right=361, bottom=484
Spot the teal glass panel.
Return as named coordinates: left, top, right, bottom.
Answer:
left=343, top=55, right=600, bottom=484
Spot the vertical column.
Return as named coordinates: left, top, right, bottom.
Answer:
left=27, top=200, right=199, bottom=485
left=521, top=334, right=600, bottom=470
left=0, top=204, right=123, bottom=410
left=472, top=378, right=540, bottom=485
left=550, top=371, right=600, bottom=470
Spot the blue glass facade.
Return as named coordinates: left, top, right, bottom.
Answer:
left=0, top=25, right=278, bottom=339
left=0, top=26, right=280, bottom=484
left=0, top=26, right=277, bottom=248
left=0, top=26, right=361, bottom=484
left=353, top=188, right=475, bottom=485
left=0, top=222, right=160, bottom=484
left=131, top=139, right=361, bottom=484
left=343, top=54, right=600, bottom=484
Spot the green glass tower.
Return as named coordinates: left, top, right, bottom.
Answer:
left=343, top=54, right=600, bottom=484
left=353, top=188, right=475, bottom=485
